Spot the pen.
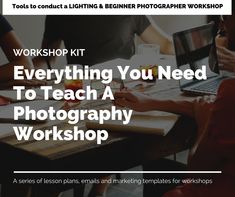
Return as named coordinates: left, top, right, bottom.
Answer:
left=120, top=79, right=125, bottom=90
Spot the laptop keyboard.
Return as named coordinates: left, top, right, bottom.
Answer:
left=191, top=78, right=225, bottom=94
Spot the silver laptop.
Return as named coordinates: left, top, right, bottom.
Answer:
left=173, top=23, right=227, bottom=95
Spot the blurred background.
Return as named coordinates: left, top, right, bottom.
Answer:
left=0, top=15, right=207, bottom=67
left=0, top=14, right=207, bottom=197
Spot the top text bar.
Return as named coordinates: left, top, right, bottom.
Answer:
left=2, top=0, right=232, bottom=15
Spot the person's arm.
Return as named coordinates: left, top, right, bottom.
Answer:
left=217, top=46, right=235, bottom=73
left=114, top=91, right=214, bottom=134
left=115, top=90, right=214, bottom=169
left=32, top=38, right=62, bottom=69
left=189, top=79, right=235, bottom=170
left=114, top=91, right=195, bottom=117
left=140, top=24, right=174, bottom=55
left=0, top=31, right=33, bottom=82
left=33, top=15, right=62, bottom=69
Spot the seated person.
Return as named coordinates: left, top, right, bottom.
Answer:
left=114, top=79, right=235, bottom=197
left=113, top=13, right=235, bottom=197
left=33, top=15, right=173, bottom=68
left=164, top=79, right=235, bottom=197
left=216, top=12, right=235, bottom=72
left=0, top=15, right=44, bottom=88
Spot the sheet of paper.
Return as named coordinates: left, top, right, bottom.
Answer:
left=0, top=100, right=64, bottom=123
left=0, top=123, right=23, bottom=138
left=0, top=89, right=44, bottom=102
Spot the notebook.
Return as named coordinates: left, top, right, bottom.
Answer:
left=86, top=111, right=178, bottom=136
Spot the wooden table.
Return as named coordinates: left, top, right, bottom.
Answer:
left=0, top=79, right=197, bottom=182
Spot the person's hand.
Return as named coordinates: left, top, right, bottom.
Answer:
left=193, top=96, right=215, bottom=129
left=188, top=95, right=215, bottom=161
left=217, top=46, right=235, bottom=73
left=114, top=90, right=155, bottom=112
left=0, top=79, right=47, bottom=89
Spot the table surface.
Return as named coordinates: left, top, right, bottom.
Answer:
left=0, top=58, right=197, bottom=172
left=0, top=79, right=196, bottom=164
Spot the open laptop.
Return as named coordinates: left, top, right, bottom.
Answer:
left=173, top=23, right=228, bottom=95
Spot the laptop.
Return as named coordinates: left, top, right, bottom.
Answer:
left=173, top=22, right=228, bottom=95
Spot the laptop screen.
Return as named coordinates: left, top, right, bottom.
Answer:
left=173, top=23, right=219, bottom=87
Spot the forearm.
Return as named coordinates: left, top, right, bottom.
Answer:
left=150, top=99, right=195, bottom=117
left=115, top=91, right=196, bottom=116
left=0, top=58, right=33, bottom=82
left=0, top=63, right=15, bottom=82
left=160, top=39, right=174, bottom=55
left=140, top=25, right=174, bottom=55
left=147, top=35, right=173, bottom=55
left=33, top=56, right=54, bottom=69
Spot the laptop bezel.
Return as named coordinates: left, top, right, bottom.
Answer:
left=173, top=22, right=219, bottom=93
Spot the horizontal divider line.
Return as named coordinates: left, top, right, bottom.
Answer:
left=14, top=171, right=222, bottom=174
